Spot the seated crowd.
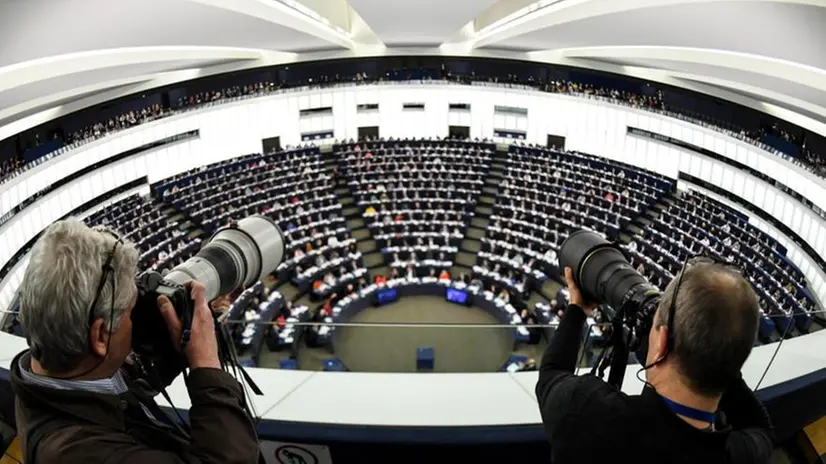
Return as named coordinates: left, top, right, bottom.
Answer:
left=156, top=146, right=366, bottom=303
left=336, top=137, right=494, bottom=279
left=624, top=189, right=818, bottom=338
left=84, top=193, right=199, bottom=272
left=5, top=62, right=825, bottom=188
left=477, top=145, right=673, bottom=305
left=313, top=268, right=534, bottom=346
left=222, top=281, right=311, bottom=356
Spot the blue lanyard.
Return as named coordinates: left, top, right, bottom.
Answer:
left=659, top=395, right=716, bottom=424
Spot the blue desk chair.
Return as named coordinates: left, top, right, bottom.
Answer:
left=323, top=358, right=348, bottom=372
left=416, top=347, right=435, bottom=371
left=514, top=329, right=531, bottom=344
left=759, top=316, right=775, bottom=340
left=239, top=359, right=257, bottom=368
left=279, top=358, right=299, bottom=370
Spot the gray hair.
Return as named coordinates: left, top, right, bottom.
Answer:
left=655, top=263, right=760, bottom=396
left=19, top=218, right=139, bottom=373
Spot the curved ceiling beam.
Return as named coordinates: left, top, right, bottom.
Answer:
left=562, top=46, right=826, bottom=95
left=184, top=0, right=356, bottom=49
left=472, top=0, right=826, bottom=49
left=0, top=48, right=299, bottom=142
left=0, top=46, right=271, bottom=95
left=527, top=48, right=826, bottom=136
left=665, top=70, right=826, bottom=122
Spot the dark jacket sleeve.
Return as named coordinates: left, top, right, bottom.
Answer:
left=721, top=377, right=775, bottom=464
left=536, top=304, right=621, bottom=440
left=121, top=368, right=259, bottom=464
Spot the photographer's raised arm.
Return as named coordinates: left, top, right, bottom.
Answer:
left=535, top=269, right=613, bottom=437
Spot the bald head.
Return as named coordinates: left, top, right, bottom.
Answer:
left=655, top=262, right=760, bottom=396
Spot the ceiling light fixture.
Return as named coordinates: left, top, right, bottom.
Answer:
left=475, top=0, right=565, bottom=38
left=277, top=0, right=352, bottom=38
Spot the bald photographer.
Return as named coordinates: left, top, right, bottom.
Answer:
left=10, top=219, right=260, bottom=464
left=537, top=231, right=773, bottom=463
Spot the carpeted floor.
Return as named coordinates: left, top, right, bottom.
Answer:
left=330, top=296, right=516, bottom=373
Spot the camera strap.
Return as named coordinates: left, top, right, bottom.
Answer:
left=659, top=395, right=716, bottom=424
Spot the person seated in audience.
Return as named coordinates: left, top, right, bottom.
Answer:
left=294, top=248, right=305, bottom=260
left=636, top=262, right=645, bottom=275
left=438, top=269, right=451, bottom=281
left=275, top=312, right=287, bottom=329
left=389, top=267, right=400, bottom=280
left=322, top=272, right=336, bottom=287
left=544, top=248, right=558, bottom=264
left=405, top=265, right=416, bottom=280
left=375, top=274, right=388, bottom=286
left=158, top=249, right=169, bottom=262
left=327, top=234, right=340, bottom=248
left=496, top=289, right=510, bottom=305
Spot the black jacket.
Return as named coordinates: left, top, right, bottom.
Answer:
left=536, top=304, right=773, bottom=463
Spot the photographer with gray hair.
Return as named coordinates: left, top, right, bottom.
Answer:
left=10, top=218, right=258, bottom=464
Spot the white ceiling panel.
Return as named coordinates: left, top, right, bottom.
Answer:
left=0, top=60, right=235, bottom=111
left=491, top=2, right=826, bottom=70
left=0, top=0, right=341, bottom=68
left=0, top=0, right=825, bottom=142
left=348, top=0, right=501, bottom=45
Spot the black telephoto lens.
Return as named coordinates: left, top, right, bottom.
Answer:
left=559, top=230, right=653, bottom=313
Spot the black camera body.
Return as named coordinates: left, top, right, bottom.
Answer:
left=128, top=215, right=286, bottom=365
left=132, top=270, right=194, bottom=363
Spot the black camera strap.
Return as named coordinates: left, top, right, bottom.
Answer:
left=606, top=314, right=629, bottom=388
left=132, top=355, right=191, bottom=437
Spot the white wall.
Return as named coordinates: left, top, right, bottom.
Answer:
left=2, top=83, right=826, bottom=310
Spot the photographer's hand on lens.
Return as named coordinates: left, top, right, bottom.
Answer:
left=209, top=293, right=233, bottom=314
left=564, top=267, right=599, bottom=316
left=158, top=280, right=221, bottom=370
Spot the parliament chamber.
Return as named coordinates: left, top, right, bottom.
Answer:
left=2, top=52, right=826, bottom=462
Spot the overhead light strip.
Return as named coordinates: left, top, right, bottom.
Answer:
left=277, top=0, right=351, bottom=37
left=476, top=0, right=566, bottom=38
